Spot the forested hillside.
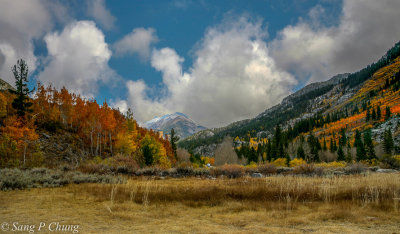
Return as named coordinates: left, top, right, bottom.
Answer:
left=180, top=41, right=400, bottom=167
left=0, top=60, right=175, bottom=169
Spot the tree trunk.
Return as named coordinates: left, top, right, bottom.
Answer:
left=23, top=143, right=27, bottom=165
left=109, top=132, right=113, bottom=156
left=90, top=130, right=93, bottom=155
left=96, top=133, right=99, bottom=156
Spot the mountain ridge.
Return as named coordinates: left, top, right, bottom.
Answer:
left=179, top=41, right=400, bottom=156
left=144, top=112, right=207, bottom=139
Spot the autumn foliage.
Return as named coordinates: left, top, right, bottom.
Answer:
left=0, top=82, right=174, bottom=168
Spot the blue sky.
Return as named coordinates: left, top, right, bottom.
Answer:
left=1, top=0, right=400, bottom=127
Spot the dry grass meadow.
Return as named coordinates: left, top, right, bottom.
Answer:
left=1, top=173, right=400, bottom=233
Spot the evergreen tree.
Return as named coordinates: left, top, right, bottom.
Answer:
left=330, top=138, right=335, bottom=153
left=337, top=146, right=345, bottom=161
left=339, top=128, right=347, bottom=146
left=377, top=106, right=381, bottom=120
left=323, top=137, right=327, bottom=151
left=247, top=147, right=258, bottom=164
left=9, top=59, right=33, bottom=118
left=366, top=109, right=370, bottom=121
left=346, top=145, right=352, bottom=162
left=385, top=106, right=391, bottom=120
left=307, top=133, right=320, bottom=162
left=332, top=138, right=337, bottom=151
left=297, top=145, right=306, bottom=159
left=372, top=108, right=377, bottom=120
left=285, top=153, right=291, bottom=167
left=354, top=130, right=366, bottom=161
left=383, top=128, right=394, bottom=155
left=363, top=129, right=376, bottom=160
left=266, top=139, right=272, bottom=162
left=170, top=128, right=180, bottom=161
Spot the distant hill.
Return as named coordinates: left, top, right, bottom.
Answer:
left=143, top=112, right=207, bottom=139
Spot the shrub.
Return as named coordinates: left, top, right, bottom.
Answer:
left=78, top=163, right=111, bottom=175
left=135, top=167, right=161, bottom=176
left=293, top=164, right=323, bottom=176
left=380, top=154, right=400, bottom=169
left=289, top=158, right=307, bottom=167
left=257, top=163, right=277, bottom=175
left=211, top=164, right=244, bottom=178
left=345, top=163, right=367, bottom=174
left=193, top=168, right=210, bottom=176
left=315, top=161, right=346, bottom=168
left=0, top=168, right=125, bottom=191
left=176, top=167, right=194, bottom=176
left=244, top=162, right=258, bottom=174
left=271, top=158, right=287, bottom=167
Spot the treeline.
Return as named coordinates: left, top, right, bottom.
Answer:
left=236, top=122, right=397, bottom=165
left=342, top=41, right=400, bottom=88
left=179, top=85, right=336, bottom=151
left=0, top=59, right=174, bottom=168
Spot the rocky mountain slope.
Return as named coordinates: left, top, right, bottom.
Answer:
left=143, top=112, right=206, bottom=139
left=179, top=41, right=400, bottom=156
left=0, top=78, right=14, bottom=91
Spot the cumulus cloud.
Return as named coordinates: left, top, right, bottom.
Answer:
left=38, top=21, right=113, bottom=98
left=0, top=0, right=55, bottom=84
left=113, top=28, right=158, bottom=61
left=116, top=17, right=297, bottom=127
left=271, top=0, right=400, bottom=83
left=87, top=0, right=116, bottom=30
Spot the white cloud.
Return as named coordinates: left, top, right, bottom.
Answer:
left=113, top=28, right=158, bottom=61
left=119, top=17, right=297, bottom=127
left=87, top=0, right=116, bottom=30
left=271, top=0, right=400, bottom=83
left=38, top=21, right=113, bottom=98
left=0, top=0, right=55, bottom=84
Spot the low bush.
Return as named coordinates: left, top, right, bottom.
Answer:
left=293, top=164, right=323, bottom=176
left=244, top=162, right=258, bottom=174
left=271, top=158, right=287, bottom=167
left=345, top=163, right=367, bottom=174
left=380, top=154, right=400, bottom=169
left=135, top=167, right=162, bottom=176
left=0, top=168, right=125, bottom=191
left=257, top=163, right=277, bottom=175
left=315, top=161, right=347, bottom=168
left=193, top=168, right=210, bottom=176
left=289, top=158, right=307, bottom=167
left=211, top=164, right=244, bottom=178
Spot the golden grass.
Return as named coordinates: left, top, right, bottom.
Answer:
left=1, top=173, right=400, bottom=233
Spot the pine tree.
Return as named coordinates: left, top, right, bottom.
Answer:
left=307, top=133, right=320, bottom=162
left=330, top=138, right=335, bottom=153
left=9, top=59, right=34, bottom=118
left=377, top=106, right=381, bottom=120
left=372, top=108, right=377, bottom=120
left=332, top=139, right=337, bottom=151
left=266, top=139, right=272, bottom=162
left=339, top=128, right=347, bottom=147
left=285, top=153, right=291, bottom=167
left=323, top=137, right=327, bottom=151
left=385, top=106, right=391, bottom=120
left=366, top=109, right=370, bottom=121
left=346, top=145, right=352, bottom=162
left=170, top=128, right=180, bottom=161
left=297, top=145, right=306, bottom=159
left=363, top=129, right=376, bottom=160
left=383, top=128, right=394, bottom=155
left=337, top=146, right=345, bottom=161
left=354, top=130, right=366, bottom=161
